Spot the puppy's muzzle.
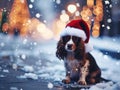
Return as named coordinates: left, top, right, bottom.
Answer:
left=67, top=44, right=73, bottom=50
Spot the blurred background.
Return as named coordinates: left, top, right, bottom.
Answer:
left=0, top=0, right=120, bottom=39
left=0, top=1, right=120, bottom=90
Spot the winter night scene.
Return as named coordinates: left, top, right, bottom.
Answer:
left=0, top=0, right=120, bottom=90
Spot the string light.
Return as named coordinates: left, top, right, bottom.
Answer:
left=67, top=4, right=77, bottom=13
left=81, top=0, right=103, bottom=37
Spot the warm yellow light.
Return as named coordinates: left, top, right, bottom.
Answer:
left=0, top=10, right=2, bottom=21
left=60, top=13, right=69, bottom=22
left=2, top=23, right=9, bottom=31
left=93, top=22, right=100, bottom=30
left=67, top=4, right=77, bottom=13
left=87, top=0, right=94, bottom=8
left=37, top=23, right=53, bottom=40
left=92, top=30, right=100, bottom=37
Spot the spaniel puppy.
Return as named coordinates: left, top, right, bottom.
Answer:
left=56, top=19, right=102, bottom=85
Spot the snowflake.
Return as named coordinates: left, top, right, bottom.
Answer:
left=0, top=42, right=5, bottom=47
left=29, top=4, right=33, bottom=9
left=109, top=4, right=112, bottom=8
left=116, top=61, right=120, bottom=65
left=30, top=0, right=34, bottom=3
left=75, top=11, right=80, bottom=16
left=105, top=0, right=110, bottom=5
left=102, top=24, right=105, bottom=27
left=43, top=20, right=47, bottom=23
left=23, top=39, right=27, bottom=44
left=107, top=18, right=112, bottom=23
left=10, top=87, right=18, bottom=90
left=33, top=42, right=37, bottom=46
left=56, top=0, right=61, bottom=4
left=76, top=3, right=80, bottom=7
left=12, top=64, right=18, bottom=70
left=48, top=82, right=53, bottom=89
left=112, top=38, right=116, bottom=42
left=106, top=26, right=111, bottom=30
left=117, top=50, right=120, bottom=53
left=35, top=13, right=41, bottom=18
left=21, top=54, right=26, bottom=60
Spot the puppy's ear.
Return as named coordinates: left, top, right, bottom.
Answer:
left=74, top=39, right=85, bottom=60
left=56, top=38, right=67, bottom=60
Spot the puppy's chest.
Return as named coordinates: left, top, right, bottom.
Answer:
left=65, top=59, right=81, bottom=71
left=65, top=56, right=90, bottom=73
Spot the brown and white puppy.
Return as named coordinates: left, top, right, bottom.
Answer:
left=56, top=19, right=102, bottom=85
left=56, top=35, right=101, bottom=85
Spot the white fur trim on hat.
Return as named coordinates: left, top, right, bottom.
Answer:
left=60, top=27, right=87, bottom=41
left=85, top=43, right=93, bottom=52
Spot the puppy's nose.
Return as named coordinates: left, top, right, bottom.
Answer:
left=67, top=44, right=72, bottom=49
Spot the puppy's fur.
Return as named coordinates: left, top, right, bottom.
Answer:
left=56, top=36, right=101, bottom=85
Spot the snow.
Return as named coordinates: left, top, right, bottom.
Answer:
left=107, top=18, right=112, bottom=23
left=30, top=0, right=34, bottom=3
left=56, top=0, right=61, bottom=4
left=105, top=0, right=110, bottom=5
left=3, top=69, right=9, bottom=73
left=48, top=82, right=54, bottom=89
left=106, top=26, right=111, bottom=30
left=0, top=34, right=120, bottom=90
left=12, top=64, right=18, bottom=70
left=10, top=87, right=18, bottom=90
left=19, top=73, right=38, bottom=80
left=35, top=13, right=41, bottom=18
left=22, top=65, right=34, bottom=72
left=21, top=54, right=26, bottom=60
left=90, top=82, right=120, bottom=90
left=90, top=37, right=120, bottom=52
left=29, top=4, right=33, bottom=9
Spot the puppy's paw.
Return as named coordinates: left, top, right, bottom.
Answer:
left=62, top=77, right=71, bottom=84
left=78, top=80, right=87, bottom=85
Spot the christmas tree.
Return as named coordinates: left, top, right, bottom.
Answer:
left=0, top=9, right=9, bottom=33
left=9, top=0, right=30, bottom=36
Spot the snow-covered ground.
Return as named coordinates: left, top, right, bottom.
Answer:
left=0, top=34, right=120, bottom=90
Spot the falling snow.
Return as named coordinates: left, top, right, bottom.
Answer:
left=22, top=66, right=34, bottom=72
left=0, top=42, right=5, bottom=47
left=21, top=54, right=26, bottom=60
left=29, top=4, right=33, bottom=9
left=10, top=87, right=18, bottom=90
left=107, top=18, right=112, bottom=23
left=105, top=0, right=110, bottom=5
left=107, top=26, right=111, bottom=30
left=30, top=0, right=34, bottom=3
left=56, top=0, right=61, bottom=4
left=48, top=82, right=54, bottom=89
left=0, top=34, right=120, bottom=90
left=12, top=64, right=18, bottom=70
left=109, top=4, right=112, bottom=8
left=35, top=13, right=41, bottom=18
left=102, top=24, right=105, bottom=27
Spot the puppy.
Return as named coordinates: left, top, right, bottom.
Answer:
left=56, top=19, right=102, bottom=85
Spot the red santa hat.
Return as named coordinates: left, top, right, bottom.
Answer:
left=60, top=19, right=93, bottom=52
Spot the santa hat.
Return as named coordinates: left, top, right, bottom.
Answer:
left=60, top=19, right=93, bottom=52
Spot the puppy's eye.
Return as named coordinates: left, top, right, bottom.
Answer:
left=72, top=36, right=81, bottom=43
left=62, top=36, right=70, bottom=42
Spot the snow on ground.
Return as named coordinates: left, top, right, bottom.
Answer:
left=0, top=34, right=120, bottom=90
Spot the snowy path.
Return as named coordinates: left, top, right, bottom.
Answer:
left=0, top=35, right=120, bottom=90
